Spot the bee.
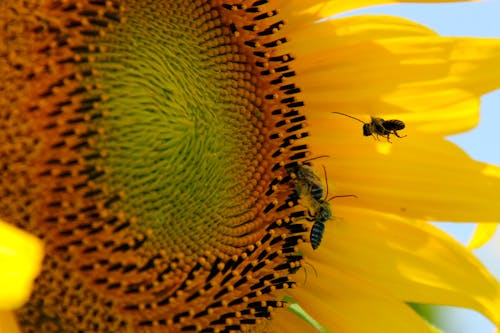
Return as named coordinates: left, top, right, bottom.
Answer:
left=331, top=112, right=406, bottom=143
left=290, top=164, right=356, bottom=250
left=309, top=204, right=328, bottom=250
left=292, top=164, right=324, bottom=201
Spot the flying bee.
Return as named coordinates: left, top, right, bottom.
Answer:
left=290, top=164, right=356, bottom=250
left=331, top=112, right=406, bottom=143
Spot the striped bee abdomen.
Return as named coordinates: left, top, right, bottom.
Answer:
left=382, top=119, right=405, bottom=131
left=310, top=221, right=325, bottom=250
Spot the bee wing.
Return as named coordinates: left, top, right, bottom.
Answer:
left=373, top=119, right=389, bottom=135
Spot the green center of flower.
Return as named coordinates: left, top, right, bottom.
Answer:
left=89, top=2, right=268, bottom=258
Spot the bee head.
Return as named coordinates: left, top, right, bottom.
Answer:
left=362, top=123, right=372, bottom=136
left=316, top=201, right=332, bottom=223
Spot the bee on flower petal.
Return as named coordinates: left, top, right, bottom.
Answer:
left=289, top=164, right=356, bottom=250
left=292, top=164, right=324, bottom=201
left=332, top=112, right=406, bottom=143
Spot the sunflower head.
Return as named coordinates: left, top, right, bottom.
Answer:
left=4, top=1, right=500, bottom=333
left=1, top=0, right=318, bottom=331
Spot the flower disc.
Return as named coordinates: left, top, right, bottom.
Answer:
left=1, top=0, right=312, bottom=331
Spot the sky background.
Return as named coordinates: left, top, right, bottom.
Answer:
left=334, top=1, right=500, bottom=332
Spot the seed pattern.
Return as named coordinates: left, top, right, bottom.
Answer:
left=1, top=0, right=313, bottom=331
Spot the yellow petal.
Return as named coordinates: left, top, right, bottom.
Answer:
left=468, top=223, right=498, bottom=249
left=277, top=261, right=434, bottom=333
left=430, top=325, right=446, bottom=333
left=0, top=220, right=44, bottom=310
left=287, top=15, right=500, bottom=134
left=0, top=311, right=21, bottom=333
left=308, top=129, right=500, bottom=223
left=281, top=0, right=475, bottom=21
left=316, top=206, right=500, bottom=326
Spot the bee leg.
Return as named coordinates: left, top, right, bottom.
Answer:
left=301, top=208, right=315, bottom=220
left=393, top=130, right=407, bottom=138
left=384, top=134, right=392, bottom=143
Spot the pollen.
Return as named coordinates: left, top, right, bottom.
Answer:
left=2, top=0, right=311, bottom=332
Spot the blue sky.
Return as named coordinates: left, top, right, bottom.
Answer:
left=333, top=1, right=500, bottom=332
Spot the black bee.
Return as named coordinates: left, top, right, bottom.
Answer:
left=290, top=164, right=355, bottom=250
left=331, top=112, right=406, bottom=143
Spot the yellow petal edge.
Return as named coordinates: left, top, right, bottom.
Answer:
left=0, top=311, right=21, bottom=333
left=0, top=219, right=44, bottom=310
left=468, top=223, right=498, bottom=249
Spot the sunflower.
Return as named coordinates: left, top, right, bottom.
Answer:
left=1, top=0, right=500, bottom=332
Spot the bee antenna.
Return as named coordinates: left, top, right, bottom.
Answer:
left=331, top=112, right=366, bottom=124
left=327, top=194, right=358, bottom=202
left=300, top=261, right=319, bottom=286
left=304, top=261, right=318, bottom=279
left=322, top=165, right=329, bottom=199
left=302, top=155, right=330, bottom=164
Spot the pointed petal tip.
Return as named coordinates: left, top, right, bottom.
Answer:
left=467, top=223, right=498, bottom=250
